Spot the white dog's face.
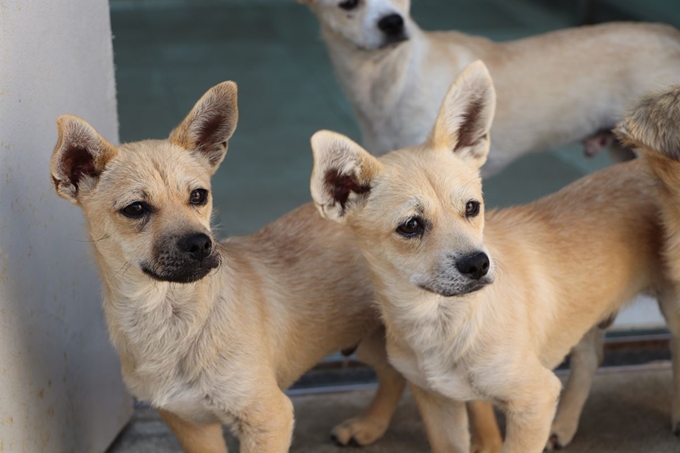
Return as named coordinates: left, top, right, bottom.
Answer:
left=304, top=0, right=411, bottom=50
left=310, top=62, right=498, bottom=298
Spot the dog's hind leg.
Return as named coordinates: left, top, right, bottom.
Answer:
left=330, top=327, right=406, bottom=446
left=545, top=326, right=604, bottom=450
left=468, top=400, right=503, bottom=453
left=658, top=291, right=680, bottom=437
left=159, top=409, right=228, bottom=453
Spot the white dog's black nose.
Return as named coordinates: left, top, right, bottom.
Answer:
left=455, top=252, right=489, bottom=281
left=378, top=14, right=404, bottom=36
left=179, top=233, right=213, bottom=261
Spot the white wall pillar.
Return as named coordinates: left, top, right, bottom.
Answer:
left=0, top=1, right=132, bottom=451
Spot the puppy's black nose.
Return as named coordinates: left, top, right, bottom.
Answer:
left=455, top=252, right=489, bottom=281
left=378, top=14, right=404, bottom=36
left=178, top=233, right=213, bottom=261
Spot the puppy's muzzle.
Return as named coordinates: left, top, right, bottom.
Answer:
left=178, top=232, right=213, bottom=261
left=378, top=14, right=404, bottom=36
left=377, top=13, right=408, bottom=45
left=142, top=232, right=220, bottom=284
left=455, top=252, right=490, bottom=281
left=417, top=251, right=493, bottom=297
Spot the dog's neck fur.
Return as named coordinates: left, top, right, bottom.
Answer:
left=370, top=258, right=495, bottom=401
left=320, top=22, right=423, bottom=151
left=319, top=20, right=488, bottom=155
left=92, top=238, right=238, bottom=403
left=366, top=252, right=486, bottom=362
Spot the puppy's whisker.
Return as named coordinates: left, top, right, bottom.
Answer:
left=80, top=233, right=111, bottom=243
left=210, top=220, right=224, bottom=234
left=117, top=261, right=132, bottom=277
left=208, top=262, right=221, bottom=277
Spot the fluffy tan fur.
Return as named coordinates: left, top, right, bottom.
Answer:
left=310, top=62, right=680, bottom=452
left=49, top=81, right=502, bottom=452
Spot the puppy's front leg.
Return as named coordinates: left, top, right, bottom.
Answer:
left=238, top=388, right=295, bottom=453
left=159, top=409, right=228, bottom=453
left=546, top=327, right=604, bottom=450
left=658, top=291, right=680, bottom=436
left=410, top=383, right=470, bottom=453
left=503, top=368, right=561, bottom=453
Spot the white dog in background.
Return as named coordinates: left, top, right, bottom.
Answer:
left=301, top=0, right=680, bottom=176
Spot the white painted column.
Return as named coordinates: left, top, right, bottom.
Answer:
left=0, top=1, right=132, bottom=452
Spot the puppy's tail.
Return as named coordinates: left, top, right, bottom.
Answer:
left=616, top=87, right=680, bottom=294
left=615, top=86, right=680, bottom=193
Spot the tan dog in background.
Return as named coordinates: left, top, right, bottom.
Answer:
left=49, top=81, right=502, bottom=452
left=301, top=0, right=680, bottom=176
left=309, top=61, right=680, bottom=452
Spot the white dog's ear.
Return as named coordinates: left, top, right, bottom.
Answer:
left=50, top=115, right=118, bottom=205
left=169, top=81, right=238, bottom=174
left=429, top=60, right=496, bottom=169
left=310, top=130, right=383, bottom=222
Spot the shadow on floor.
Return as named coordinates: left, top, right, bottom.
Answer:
left=109, top=364, right=678, bottom=453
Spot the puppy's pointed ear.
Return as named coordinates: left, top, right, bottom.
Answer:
left=615, top=87, right=680, bottom=161
left=50, top=115, right=118, bottom=205
left=310, top=131, right=383, bottom=222
left=429, top=60, right=496, bottom=169
left=169, top=81, right=238, bottom=174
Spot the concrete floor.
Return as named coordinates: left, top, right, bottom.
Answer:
left=109, top=364, right=679, bottom=452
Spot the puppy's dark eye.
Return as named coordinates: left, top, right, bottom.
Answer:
left=465, top=201, right=480, bottom=218
left=339, top=0, right=359, bottom=10
left=121, top=202, right=150, bottom=219
left=397, top=217, right=425, bottom=238
left=190, top=189, right=208, bottom=206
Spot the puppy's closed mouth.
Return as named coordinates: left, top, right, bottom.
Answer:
left=141, top=255, right=220, bottom=284
left=380, top=34, right=409, bottom=49
left=418, top=279, right=491, bottom=298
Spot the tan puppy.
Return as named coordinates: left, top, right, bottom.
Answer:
left=49, top=81, right=502, bottom=452
left=309, top=61, right=680, bottom=452
left=300, top=0, right=680, bottom=175
left=617, top=87, right=680, bottom=439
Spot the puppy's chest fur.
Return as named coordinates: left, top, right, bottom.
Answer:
left=106, top=281, right=256, bottom=425
left=385, top=296, right=482, bottom=401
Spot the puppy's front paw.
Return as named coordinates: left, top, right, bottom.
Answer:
left=471, top=439, right=503, bottom=453
left=330, top=417, right=388, bottom=447
left=673, top=406, right=680, bottom=438
left=544, top=434, right=565, bottom=451
left=544, top=422, right=578, bottom=451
